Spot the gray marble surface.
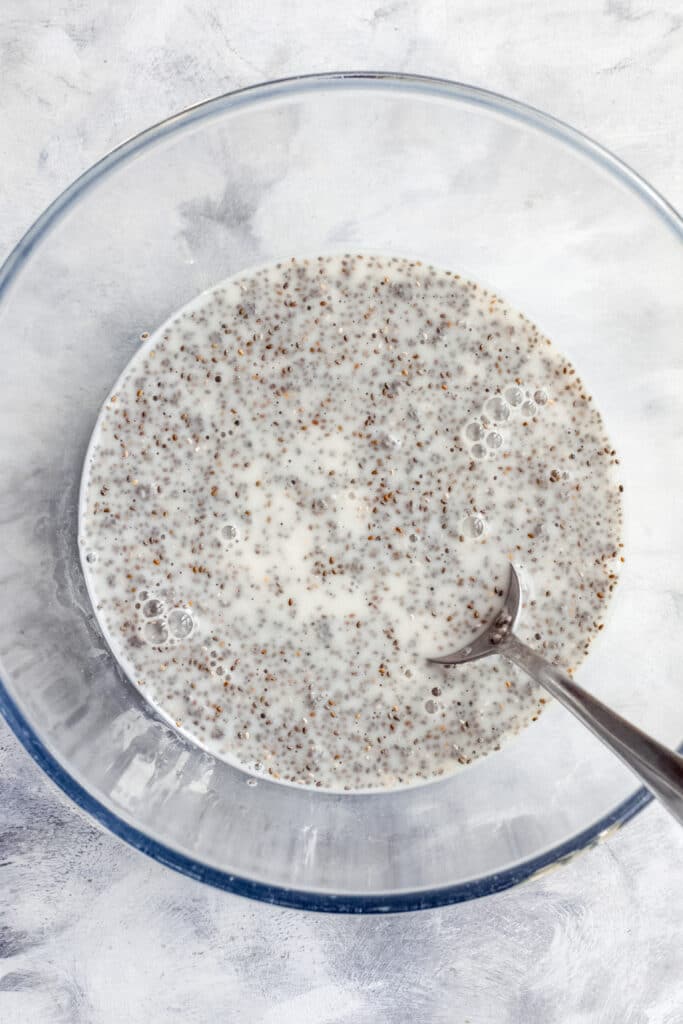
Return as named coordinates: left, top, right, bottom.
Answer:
left=1, top=2, right=682, bottom=1021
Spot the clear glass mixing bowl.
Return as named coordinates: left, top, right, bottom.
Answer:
left=1, top=73, right=681, bottom=912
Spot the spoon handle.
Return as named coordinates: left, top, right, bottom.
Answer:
left=504, top=634, right=683, bottom=826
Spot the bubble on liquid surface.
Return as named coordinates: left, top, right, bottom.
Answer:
left=222, top=524, right=239, bottom=541
left=487, top=431, right=503, bottom=449
left=246, top=777, right=258, bottom=787
left=137, top=590, right=149, bottom=602
left=465, top=421, right=484, bottom=441
left=485, top=396, right=510, bottom=422
left=522, top=399, right=537, bottom=416
left=471, top=443, right=487, bottom=459
left=144, top=619, right=168, bottom=645
left=143, top=598, right=164, bottom=618
left=136, top=483, right=151, bottom=500
left=377, top=431, right=402, bottom=449
left=85, top=551, right=97, bottom=564
left=168, top=608, right=194, bottom=639
left=534, top=389, right=548, bottom=405
left=505, top=386, right=523, bottom=407
left=462, top=514, right=485, bottom=538
left=425, top=699, right=439, bottom=714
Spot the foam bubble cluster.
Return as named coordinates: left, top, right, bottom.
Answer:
left=465, top=383, right=552, bottom=458
left=137, top=591, right=195, bottom=648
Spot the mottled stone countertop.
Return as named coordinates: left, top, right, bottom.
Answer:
left=1, top=2, right=682, bottom=1021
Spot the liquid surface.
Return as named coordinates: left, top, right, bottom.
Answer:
left=80, top=255, right=623, bottom=789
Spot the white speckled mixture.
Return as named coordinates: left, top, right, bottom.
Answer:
left=79, top=254, right=623, bottom=789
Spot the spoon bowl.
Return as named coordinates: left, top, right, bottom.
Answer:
left=429, top=565, right=683, bottom=825
left=429, top=565, right=523, bottom=666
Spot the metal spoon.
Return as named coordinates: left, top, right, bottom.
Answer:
left=428, top=565, right=683, bottom=825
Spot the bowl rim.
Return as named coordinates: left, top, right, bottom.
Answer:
left=0, top=70, right=680, bottom=913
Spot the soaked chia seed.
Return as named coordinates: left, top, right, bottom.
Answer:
left=79, top=254, right=624, bottom=790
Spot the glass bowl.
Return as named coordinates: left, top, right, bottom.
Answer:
left=0, top=73, right=681, bottom=913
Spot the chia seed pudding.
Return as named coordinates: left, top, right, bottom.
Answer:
left=79, top=254, right=623, bottom=790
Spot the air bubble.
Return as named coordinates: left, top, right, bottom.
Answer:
left=505, top=386, right=523, bottom=407
left=85, top=551, right=97, bottom=564
left=168, top=608, right=194, bottom=639
left=485, top=396, right=510, bottom=422
left=144, top=619, right=168, bottom=645
left=522, top=400, right=537, bottom=416
left=465, top=421, right=484, bottom=441
left=462, top=514, right=485, bottom=538
left=136, top=484, right=151, bottom=499
left=222, top=524, right=239, bottom=541
left=487, top=431, right=503, bottom=449
left=533, top=389, right=548, bottom=405
left=143, top=598, right=164, bottom=618
left=246, top=778, right=258, bottom=788
left=137, top=590, right=149, bottom=602
left=377, top=431, right=402, bottom=449
left=471, top=443, right=487, bottom=459
left=425, top=699, right=438, bottom=714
